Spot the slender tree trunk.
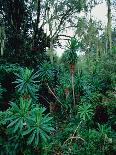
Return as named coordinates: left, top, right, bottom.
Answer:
left=106, top=0, right=112, bottom=53
left=105, top=26, right=108, bottom=53
left=36, top=0, right=41, bottom=34
left=0, top=38, right=4, bottom=56
left=69, top=64, right=76, bottom=108
left=33, top=0, right=41, bottom=47
left=0, top=26, right=5, bottom=56
left=47, top=1, right=54, bottom=63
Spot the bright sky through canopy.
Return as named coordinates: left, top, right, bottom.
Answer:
left=91, top=1, right=107, bottom=26
left=55, top=1, right=108, bottom=57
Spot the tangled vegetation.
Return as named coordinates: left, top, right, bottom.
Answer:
left=0, top=0, right=116, bottom=155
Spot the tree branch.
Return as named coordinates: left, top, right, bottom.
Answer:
left=51, top=8, right=72, bottom=40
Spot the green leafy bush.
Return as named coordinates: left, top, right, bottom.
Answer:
left=62, top=37, right=78, bottom=65
left=78, top=103, right=93, bottom=121
left=22, top=106, right=54, bottom=146
left=13, top=67, right=39, bottom=99
left=38, top=61, right=54, bottom=84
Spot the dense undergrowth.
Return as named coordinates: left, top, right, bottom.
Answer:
left=0, top=37, right=116, bottom=155
left=0, top=0, right=116, bottom=154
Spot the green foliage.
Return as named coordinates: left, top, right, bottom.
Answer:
left=0, top=57, right=116, bottom=155
left=6, top=98, right=32, bottom=133
left=6, top=98, right=54, bottom=145
left=0, top=63, right=21, bottom=73
left=38, top=61, right=54, bottom=84
left=14, top=67, right=39, bottom=99
left=0, top=97, right=54, bottom=154
left=0, top=1, right=116, bottom=154
left=97, top=124, right=112, bottom=137
left=22, top=106, right=54, bottom=146
left=78, top=103, right=93, bottom=121
left=62, top=37, right=78, bottom=65
left=67, top=37, right=80, bottom=51
left=0, top=84, right=4, bottom=97
left=59, top=72, right=71, bottom=89
left=0, top=111, right=7, bottom=125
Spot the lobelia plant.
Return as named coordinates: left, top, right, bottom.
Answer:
left=6, top=98, right=32, bottom=133
left=97, top=124, right=113, bottom=153
left=97, top=123, right=112, bottom=138
left=38, top=61, right=54, bottom=84
left=22, top=106, right=54, bottom=147
left=78, top=103, right=93, bottom=122
left=13, top=67, right=39, bottom=100
left=62, top=37, right=79, bottom=73
left=62, top=37, right=79, bottom=108
left=5, top=97, right=54, bottom=153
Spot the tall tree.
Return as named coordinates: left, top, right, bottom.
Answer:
left=106, top=0, right=112, bottom=53
left=0, top=0, right=50, bottom=67
left=42, top=0, right=87, bottom=49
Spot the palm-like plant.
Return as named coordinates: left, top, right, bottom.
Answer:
left=14, top=67, right=39, bottom=99
left=78, top=103, right=93, bottom=121
left=62, top=37, right=79, bottom=68
left=6, top=98, right=32, bottom=133
left=38, top=61, right=54, bottom=84
left=97, top=124, right=111, bottom=137
left=22, top=106, right=54, bottom=146
left=38, top=61, right=62, bottom=105
left=62, top=37, right=79, bottom=108
left=6, top=98, right=54, bottom=147
left=97, top=124, right=113, bottom=152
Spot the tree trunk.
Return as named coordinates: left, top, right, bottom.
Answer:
left=106, top=0, right=112, bottom=53
left=33, top=0, right=41, bottom=48
left=47, top=1, right=54, bottom=63
left=0, top=26, right=5, bottom=56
